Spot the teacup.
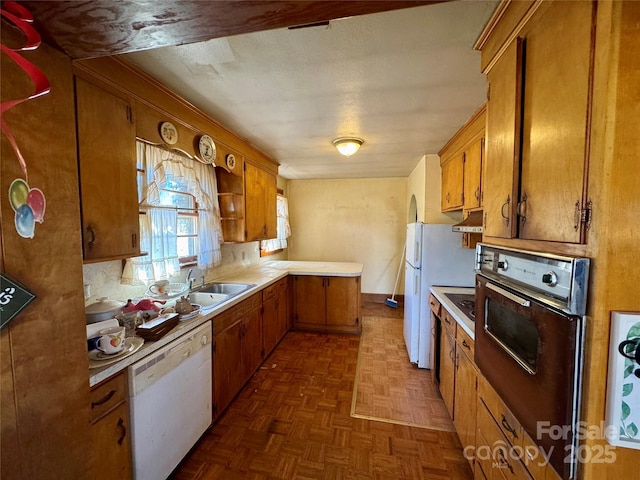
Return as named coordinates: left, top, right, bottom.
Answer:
left=97, top=326, right=126, bottom=355
left=149, top=280, right=170, bottom=296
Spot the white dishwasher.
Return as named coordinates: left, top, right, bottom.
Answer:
left=128, top=322, right=212, bottom=480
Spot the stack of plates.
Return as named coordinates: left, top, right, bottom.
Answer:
left=135, top=313, right=179, bottom=341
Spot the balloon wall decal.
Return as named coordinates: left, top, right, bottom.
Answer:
left=9, top=179, right=47, bottom=238
left=1, top=2, right=51, bottom=239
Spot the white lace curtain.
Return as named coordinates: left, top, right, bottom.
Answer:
left=261, top=194, right=291, bottom=252
left=122, top=142, right=223, bottom=284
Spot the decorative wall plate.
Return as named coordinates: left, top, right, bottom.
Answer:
left=198, top=134, right=216, bottom=163
left=159, top=121, right=178, bottom=145
left=226, top=153, right=236, bottom=170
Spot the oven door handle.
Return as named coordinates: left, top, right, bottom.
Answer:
left=487, top=283, right=531, bottom=307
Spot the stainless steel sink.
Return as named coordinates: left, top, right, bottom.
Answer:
left=197, top=282, right=255, bottom=296
left=186, top=292, right=229, bottom=312
left=186, top=283, right=255, bottom=313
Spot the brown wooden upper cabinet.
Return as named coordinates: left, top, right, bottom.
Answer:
left=440, top=154, right=464, bottom=211
left=439, top=105, right=486, bottom=214
left=75, top=77, right=140, bottom=263
left=244, top=161, right=277, bottom=241
left=216, top=159, right=277, bottom=243
left=481, top=1, right=595, bottom=244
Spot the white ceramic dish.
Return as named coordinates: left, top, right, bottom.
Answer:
left=179, top=304, right=201, bottom=321
left=144, top=282, right=188, bottom=300
left=88, top=337, right=144, bottom=368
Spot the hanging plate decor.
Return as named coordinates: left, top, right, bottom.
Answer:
left=198, top=134, right=216, bottom=164
left=159, top=121, right=178, bottom=145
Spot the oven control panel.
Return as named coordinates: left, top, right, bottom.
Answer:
left=475, top=243, right=590, bottom=316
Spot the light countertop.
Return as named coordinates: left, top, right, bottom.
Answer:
left=430, top=286, right=476, bottom=339
left=89, top=261, right=363, bottom=386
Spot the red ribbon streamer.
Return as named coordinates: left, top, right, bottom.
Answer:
left=1, top=1, right=51, bottom=181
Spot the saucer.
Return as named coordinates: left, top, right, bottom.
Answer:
left=179, top=304, right=201, bottom=321
left=88, top=337, right=144, bottom=368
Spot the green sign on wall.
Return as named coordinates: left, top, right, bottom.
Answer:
left=0, top=274, right=36, bottom=329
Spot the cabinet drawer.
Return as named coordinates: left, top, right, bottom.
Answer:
left=243, top=292, right=262, bottom=312
left=262, top=278, right=285, bottom=301
left=429, top=294, right=441, bottom=317
left=442, top=309, right=457, bottom=337
left=456, top=326, right=475, bottom=362
left=90, top=371, right=127, bottom=423
left=478, top=375, right=523, bottom=449
left=477, top=400, right=533, bottom=480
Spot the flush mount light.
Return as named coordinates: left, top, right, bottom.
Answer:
left=333, top=137, right=363, bottom=157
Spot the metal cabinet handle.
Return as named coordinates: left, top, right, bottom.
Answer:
left=517, top=193, right=528, bottom=225
left=462, top=339, right=471, bottom=350
left=497, top=447, right=514, bottom=474
left=91, top=389, right=116, bottom=408
left=474, top=187, right=480, bottom=201
left=500, top=196, right=510, bottom=226
left=444, top=316, right=451, bottom=325
left=117, top=417, right=127, bottom=445
left=87, top=225, right=96, bottom=250
left=501, top=414, right=519, bottom=439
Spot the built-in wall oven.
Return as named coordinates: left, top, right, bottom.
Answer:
left=474, top=243, right=590, bottom=479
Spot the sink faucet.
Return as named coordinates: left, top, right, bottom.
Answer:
left=187, top=269, right=196, bottom=290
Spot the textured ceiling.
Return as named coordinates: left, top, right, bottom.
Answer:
left=122, top=1, right=497, bottom=179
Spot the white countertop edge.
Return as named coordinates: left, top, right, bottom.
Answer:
left=429, top=286, right=476, bottom=340
left=89, top=261, right=363, bottom=386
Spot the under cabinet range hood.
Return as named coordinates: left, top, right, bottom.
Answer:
left=452, top=210, right=483, bottom=233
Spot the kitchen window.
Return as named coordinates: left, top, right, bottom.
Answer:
left=260, top=193, right=291, bottom=256
left=158, top=189, right=198, bottom=266
left=122, top=141, right=223, bottom=285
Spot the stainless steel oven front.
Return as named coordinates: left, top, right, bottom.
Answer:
left=474, top=243, right=589, bottom=479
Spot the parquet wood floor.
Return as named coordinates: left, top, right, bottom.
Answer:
left=170, top=303, right=471, bottom=480
left=351, top=317, right=455, bottom=431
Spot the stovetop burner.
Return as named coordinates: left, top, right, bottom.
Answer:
left=443, top=293, right=476, bottom=320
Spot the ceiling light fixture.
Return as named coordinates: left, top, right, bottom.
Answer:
left=333, top=137, right=363, bottom=157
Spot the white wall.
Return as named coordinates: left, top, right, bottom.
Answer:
left=287, top=178, right=407, bottom=295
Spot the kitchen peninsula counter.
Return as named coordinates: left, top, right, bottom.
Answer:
left=89, top=261, right=363, bottom=386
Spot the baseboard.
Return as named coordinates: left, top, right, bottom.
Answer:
left=362, top=292, right=404, bottom=306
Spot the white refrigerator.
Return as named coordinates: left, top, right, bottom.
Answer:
left=403, top=223, right=475, bottom=368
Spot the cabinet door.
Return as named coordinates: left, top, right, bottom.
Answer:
left=325, top=276, right=361, bottom=333
left=483, top=40, right=522, bottom=239
left=76, top=77, right=139, bottom=261
left=293, top=276, right=326, bottom=326
left=213, top=320, right=243, bottom=418
left=453, top=348, right=477, bottom=458
left=441, top=154, right=464, bottom=211
left=262, top=292, right=279, bottom=356
left=244, top=162, right=277, bottom=241
left=439, top=329, right=456, bottom=419
left=463, top=137, right=483, bottom=210
left=90, top=403, right=132, bottom=480
left=275, top=283, right=289, bottom=343
left=242, top=304, right=264, bottom=380
left=518, top=1, right=594, bottom=243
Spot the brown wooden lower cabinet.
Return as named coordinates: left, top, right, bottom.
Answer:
left=439, top=325, right=456, bottom=418
left=292, top=275, right=361, bottom=334
left=212, top=293, right=263, bottom=420
left=476, top=375, right=563, bottom=480
left=262, top=278, right=289, bottom=357
left=89, top=371, right=132, bottom=480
